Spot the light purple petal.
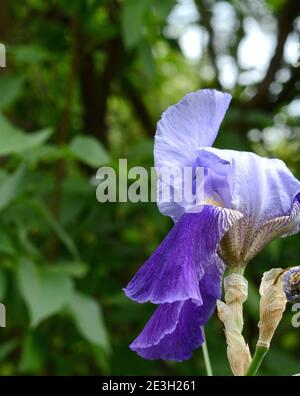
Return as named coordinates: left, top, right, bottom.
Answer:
left=130, top=300, right=204, bottom=361
left=243, top=193, right=300, bottom=263
left=154, top=89, right=231, bottom=220
left=124, top=205, right=242, bottom=304
left=154, top=89, right=231, bottom=169
left=197, top=148, right=300, bottom=225
left=280, top=193, right=300, bottom=237
left=196, top=150, right=232, bottom=208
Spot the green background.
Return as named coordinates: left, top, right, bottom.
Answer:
left=0, top=0, right=299, bottom=376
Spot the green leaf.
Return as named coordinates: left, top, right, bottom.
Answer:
left=18, top=260, right=73, bottom=327
left=0, top=340, right=19, bottom=362
left=47, top=261, right=88, bottom=278
left=69, top=135, right=111, bottom=168
left=265, top=0, right=286, bottom=12
left=19, top=333, right=44, bottom=373
left=11, top=45, right=49, bottom=64
left=0, top=165, right=25, bottom=212
left=0, top=270, right=7, bottom=300
left=128, top=138, right=154, bottom=163
left=32, top=199, right=80, bottom=261
left=121, top=0, right=150, bottom=48
left=67, top=291, right=109, bottom=351
left=0, top=75, right=24, bottom=110
left=152, top=0, right=175, bottom=19
left=19, top=144, right=65, bottom=165
left=137, top=40, right=156, bottom=79
left=92, top=345, right=110, bottom=374
left=0, top=233, right=15, bottom=256
left=0, top=114, right=52, bottom=156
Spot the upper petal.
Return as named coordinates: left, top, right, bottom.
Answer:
left=124, top=205, right=242, bottom=304
left=154, top=89, right=231, bottom=221
left=154, top=89, right=232, bottom=170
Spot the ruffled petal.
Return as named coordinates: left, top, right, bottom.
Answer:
left=130, top=251, right=226, bottom=361
left=244, top=193, right=300, bottom=263
left=154, top=89, right=231, bottom=169
left=197, top=148, right=300, bottom=265
left=197, top=148, right=300, bottom=225
left=130, top=300, right=204, bottom=361
left=124, top=205, right=242, bottom=304
left=155, top=89, right=231, bottom=220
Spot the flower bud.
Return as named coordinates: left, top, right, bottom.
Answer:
left=257, top=268, right=287, bottom=349
left=217, top=274, right=251, bottom=376
left=281, top=266, right=300, bottom=303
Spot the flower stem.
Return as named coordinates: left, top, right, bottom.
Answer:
left=246, top=346, right=269, bottom=376
left=202, top=327, right=213, bottom=376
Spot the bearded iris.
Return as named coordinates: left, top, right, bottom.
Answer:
left=124, top=89, right=300, bottom=361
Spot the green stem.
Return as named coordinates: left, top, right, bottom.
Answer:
left=246, top=346, right=269, bottom=376
left=202, top=327, right=213, bottom=376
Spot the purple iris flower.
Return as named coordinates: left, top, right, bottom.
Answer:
left=124, top=89, right=300, bottom=361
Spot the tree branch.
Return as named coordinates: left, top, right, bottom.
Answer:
left=0, top=0, right=11, bottom=43
left=261, top=66, right=300, bottom=111
left=47, top=15, right=80, bottom=261
left=122, top=78, right=155, bottom=137
left=78, top=1, right=123, bottom=146
left=195, top=0, right=222, bottom=89
left=248, top=0, right=300, bottom=108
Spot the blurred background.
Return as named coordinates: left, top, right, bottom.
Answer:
left=0, top=0, right=299, bottom=376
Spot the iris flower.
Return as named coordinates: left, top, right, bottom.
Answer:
left=124, top=89, right=300, bottom=361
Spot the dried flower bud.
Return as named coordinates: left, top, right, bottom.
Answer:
left=258, top=268, right=287, bottom=349
left=217, top=274, right=251, bottom=376
left=281, top=266, right=300, bottom=303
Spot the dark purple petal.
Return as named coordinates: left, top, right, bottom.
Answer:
left=124, top=205, right=242, bottom=304
left=130, top=300, right=204, bottom=361
left=130, top=255, right=225, bottom=361
left=197, top=256, right=224, bottom=325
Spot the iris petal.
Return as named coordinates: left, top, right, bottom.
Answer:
left=130, top=300, right=204, bottom=361
left=155, top=89, right=231, bottom=220
left=130, top=260, right=224, bottom=361
left=197, top=148, right=300, bottom=224
left=244, top=194, right=300, bottom=263
left=124, top=205, right=242, bottom=304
